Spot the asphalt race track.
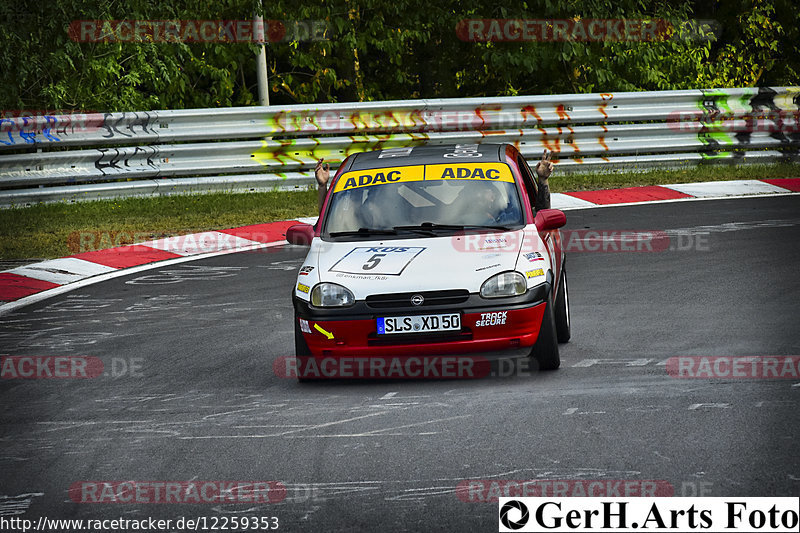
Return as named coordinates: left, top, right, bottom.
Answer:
left=1, top=195, right=798, bottom=531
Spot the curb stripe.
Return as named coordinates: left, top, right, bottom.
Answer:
left=0, top=273, right=60, bottom=301
left=761, top=178, right=800, bottom=192
left=69, top=245, right=183, bottom=269
left=563, top=185, right=693, bottom=204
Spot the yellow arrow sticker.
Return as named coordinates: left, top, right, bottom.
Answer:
left=313, top=324, right=334, bottom=339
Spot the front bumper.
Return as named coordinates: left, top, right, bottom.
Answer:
left=294, top=282, right=551, bottom=358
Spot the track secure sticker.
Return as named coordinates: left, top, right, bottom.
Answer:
left=475, top=311, right=507, bottom=327
left=526, top=268, right=544, bottom=278
left=524, top=252, right=544, bottom=262
left=333, top=165, right=425, bottom=192
left=297, top=283, right=310, bottom=293
left=299, top=318, right=312, bottom=333
left=329, top=247, right=426, bottom=276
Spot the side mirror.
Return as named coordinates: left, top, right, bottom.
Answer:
left=534, top=209, right=566, bottom=231
left=285, top=224, right=314, bottom=246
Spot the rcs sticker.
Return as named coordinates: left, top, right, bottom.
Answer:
left=299, top=265, right=314, bottom=276
left=329, top=247, right=425, bottom=276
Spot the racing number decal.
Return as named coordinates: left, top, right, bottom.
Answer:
left=329, top=247, right=426, bottom=276
left=362, top=253, right=386, bottom=270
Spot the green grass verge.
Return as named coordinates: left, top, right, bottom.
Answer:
left=0, top=189, right=320, bottom=260
left=1, top=163, right=797, bottom=260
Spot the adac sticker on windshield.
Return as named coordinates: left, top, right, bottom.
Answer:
left=333, top=165, right=425, bottom=192
left=426, top=163, right=514, bottom=183
left=329, top=246, right=426, bottom=276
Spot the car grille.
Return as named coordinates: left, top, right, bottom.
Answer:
left=365, top=289, right=470, bottom=309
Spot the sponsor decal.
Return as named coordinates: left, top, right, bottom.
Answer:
left=524, top=252, right=544, bottom=262
left=333, top=165, right=424, bottom=192
left=526, top=268, right=544, bottom=278
left=298, top=318, right=312, bottom=334
left=428, top=162, right=514, bottom=183
left=296, top=283, right=310, bottom=293
left=475, top=311, right=507, bottom=327
left=332, top=163, right=514, bottom=193
left=476, top=263, right=501, bottom=271
left=329, top=246, right=425, bottom=276
left=442, top=144, right=484, bottom=158
left=299, top=265, right=314, bottom=275
left=335, top=273, right=388, bottom=280
left=377, top=147, right=413, bottom=158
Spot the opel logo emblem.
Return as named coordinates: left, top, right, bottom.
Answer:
left=410, top=294, right=424, bottom=306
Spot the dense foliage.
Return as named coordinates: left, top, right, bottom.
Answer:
left=0, top=0, right=796, bottom=112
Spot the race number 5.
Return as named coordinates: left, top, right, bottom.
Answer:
left=362, top=253, right=386, bottom=270
left=330, top=246, right=426, bottom=276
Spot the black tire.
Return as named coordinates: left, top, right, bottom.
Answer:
left=294, top=316, right=313, bottom=382
left=554, top=265, right=571, bottom=343
left=529, top=296, right=560, bottom=370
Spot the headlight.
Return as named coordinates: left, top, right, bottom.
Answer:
left=311, top=283, right=355, bottom=307
left=480, top=271, right=527, bottom=298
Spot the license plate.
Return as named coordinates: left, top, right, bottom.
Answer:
left=377, top=313, right=461, bottom=335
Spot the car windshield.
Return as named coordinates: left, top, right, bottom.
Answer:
left=324, top=176, right=523, bottom=236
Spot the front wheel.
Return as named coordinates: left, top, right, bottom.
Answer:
left=529, top=296, right=560, bottom=370
left=554, top=265, right=571, bottom=343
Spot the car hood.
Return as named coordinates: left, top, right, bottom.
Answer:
left=306, top=231, right=526, bottom=300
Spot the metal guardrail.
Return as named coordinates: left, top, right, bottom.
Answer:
left=1, top=87, right=798, bottom=205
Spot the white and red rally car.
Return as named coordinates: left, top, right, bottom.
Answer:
left=286, top=143, right=570, bottom=379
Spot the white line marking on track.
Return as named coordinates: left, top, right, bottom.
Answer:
left=688, top=403, right=730, bottom=410
left=380, top=392, right=398, bottom=400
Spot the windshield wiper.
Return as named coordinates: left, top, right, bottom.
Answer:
left=329, top=227, right=398, bottom=237
left=394, top=222, right=512, bottom=233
